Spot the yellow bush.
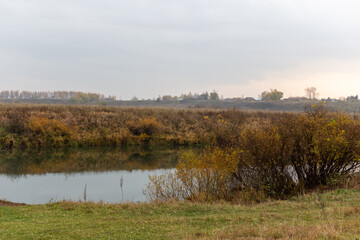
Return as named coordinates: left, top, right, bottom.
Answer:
left=126, top=117, right=162, bottom=136
left=145, top=147, right=239, bottom=202
left=27, top=116, right=75, bottom=147
left=126, top=117, right=162, bottom=144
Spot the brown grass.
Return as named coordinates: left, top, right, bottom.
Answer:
left=0, top=104, right=254, bottom=148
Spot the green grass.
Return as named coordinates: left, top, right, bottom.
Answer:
left=1, top=189, right=360, bottom=239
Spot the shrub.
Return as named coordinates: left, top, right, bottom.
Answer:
left=145, top=105, right=360, bottom=202
left=144, top=147, right=239, bottom=202
left=237, top=105, right=360, bottom=197
left=288, top=107, right=360, bottom=189
left=209, top=113, right=243, bottom=147
left=26, top=116, right=76, bottom=147
left=126, top=117, right=162, bottom=143
left=143, top=171, right=184, bottom=202
left=0, top=134, right=18, bottom=149
left=237, top=123, right=297, bottom=198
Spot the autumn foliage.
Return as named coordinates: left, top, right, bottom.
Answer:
left=0, top=104, right=246, bottom=149
left=145, top=104, right=360, bottom=202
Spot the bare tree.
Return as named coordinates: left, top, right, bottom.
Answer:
left=305, top=87, right=318, bottom=100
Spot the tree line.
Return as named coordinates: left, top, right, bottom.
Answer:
left=0, top=88, right=358, bottom=103
left=155, top=90, right=220, bottom=102
left=0, top=90, right=116, bottom=102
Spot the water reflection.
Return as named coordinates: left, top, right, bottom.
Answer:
left=0, top=169, right=169, bottom=204
left=0, top=146, right=194, bottom=204
left=0, top=146, right=188, bottom=176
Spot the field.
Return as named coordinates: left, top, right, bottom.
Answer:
left=1, top=189, right=360, bottom=239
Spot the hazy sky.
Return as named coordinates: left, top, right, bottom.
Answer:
left=1, top=0, right=360, bottom=99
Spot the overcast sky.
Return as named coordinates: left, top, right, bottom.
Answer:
left=1, top=0, right=360, bottom=99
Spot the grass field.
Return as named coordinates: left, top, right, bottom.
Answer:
left=1, top=189, right=360, bottom=239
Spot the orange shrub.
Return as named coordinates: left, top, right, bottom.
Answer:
left=126, top=117, right=162, bottom=143
left=27, top=116, right=76, bottom=147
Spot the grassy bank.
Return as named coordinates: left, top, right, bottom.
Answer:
left=1, top=189, right=360, bottom=239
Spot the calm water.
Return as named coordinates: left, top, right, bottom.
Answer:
left=0, top=146, right=192, bottom=204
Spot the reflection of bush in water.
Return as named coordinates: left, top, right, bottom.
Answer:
left=0, top=147, right=196, bottom=176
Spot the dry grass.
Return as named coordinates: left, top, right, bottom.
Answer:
left=0, top=104, right=252, bottom=148
left=201, top=190, right=360, bottom=239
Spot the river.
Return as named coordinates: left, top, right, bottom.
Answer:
left=0, top=146, right=194, bottom=204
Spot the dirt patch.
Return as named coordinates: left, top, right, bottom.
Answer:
left=0, top=200, right=26, bottom=207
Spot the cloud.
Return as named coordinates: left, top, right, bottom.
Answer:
left=0, top=0, right=360, bottom=98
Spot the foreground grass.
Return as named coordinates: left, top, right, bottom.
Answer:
left=1, top=189, right=360, bottom=240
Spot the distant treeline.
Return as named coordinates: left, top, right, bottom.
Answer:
left=0, top=89, right=360, bottom=113
left=156, top=90, right=220, bottom=101
left=0, top=90, right=116, bottom=102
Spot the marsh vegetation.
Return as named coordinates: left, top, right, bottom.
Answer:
left=0, top=104, right=249, bottom=149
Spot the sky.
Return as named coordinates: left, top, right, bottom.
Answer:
left=1, top=0, right=360, bottom=100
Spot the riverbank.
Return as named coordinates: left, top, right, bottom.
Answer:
left=1, top=103, right=358, bottom=152
left=0, top=104, right=252, bottom=149
left=1, top=189, right=360, bottom=239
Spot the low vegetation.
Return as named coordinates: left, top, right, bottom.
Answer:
left=145, top=104, right=360, bottom=202
left=1, top=189, right=360, bottom=239
left=0, top=104, right=250, bottom=149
